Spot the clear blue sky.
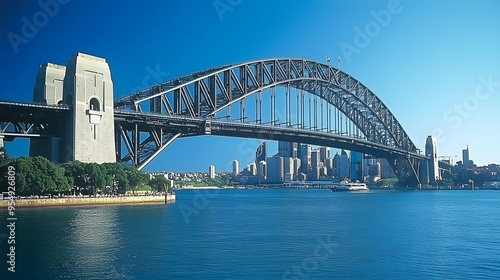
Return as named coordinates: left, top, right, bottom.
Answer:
left=1, top=0, right=499, bottom=172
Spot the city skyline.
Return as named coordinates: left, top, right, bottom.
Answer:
left=1, top=1, right=499, bottom=171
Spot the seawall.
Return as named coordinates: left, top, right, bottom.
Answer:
left=0, top=194, right=175, bottom=208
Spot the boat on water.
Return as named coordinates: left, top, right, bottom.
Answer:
left=330, top=181, right=369, bottom=192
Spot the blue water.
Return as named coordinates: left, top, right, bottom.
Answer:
left=2, top=189, right=500, bottom=279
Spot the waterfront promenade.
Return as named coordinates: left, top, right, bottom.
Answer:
left=0, top=194, right=175, bottom=207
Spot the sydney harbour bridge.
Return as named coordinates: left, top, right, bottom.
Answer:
left=0, top=53, right=431, bottom=186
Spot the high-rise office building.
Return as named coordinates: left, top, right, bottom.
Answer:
left=462, top=146, right=471, bottom=167
left=292, top=158, right=301, bottom=180
left=325, top=158, right=334, bottom=170
left=311, top=149, right=320, bottom=169
left=339, top=150, right=349, bottom=179
left=257, top=161, right=266, bottom=182
left=267, top=156, right=284, bottom=183
left=333, top=153, right=340, bottom=177
left=250, top=162, right=257, bottom=176
left=256, top=142, right=267, bottom=164
left=283, top=157, right=294, bottom=182
left=425, top=135, right=441, bottom=184
left=319, top=147, right=330, bottom=164
left=278, top=141, right=298, bottom=159
left=299, top=144, right=311, bottom=174
left=350, top=151, right=363, bottom=181
left=209, top=165, right=216, bottom=179
left=232, top=160, right=239, bottom=178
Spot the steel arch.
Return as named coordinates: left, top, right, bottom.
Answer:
left=116, top=59, right=417, bottom=154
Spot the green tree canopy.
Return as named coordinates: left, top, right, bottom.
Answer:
left=61, top=161, right=105, bottom=195
left=0, top=147, right=8, bottom=166
left=0, top=157, right=70, bottom=195
left=125, top=166, right=149, bottom=192
left=102, top=162, right=129, bottom=194
left=150, top=175, right=168, bottom=192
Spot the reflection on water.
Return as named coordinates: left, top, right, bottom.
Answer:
left=6, top=190, right=500, bottom=279
left=65, top=207, right=122, bottom=279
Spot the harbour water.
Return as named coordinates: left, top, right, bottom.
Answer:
left=2, top=189, right=500, bottom=279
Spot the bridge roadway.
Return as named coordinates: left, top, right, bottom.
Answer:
left=0, top=100, right=70, bottom=139
left=0, top=100, right=427, bottom=161
left=114, top=110, right=427, bottom=161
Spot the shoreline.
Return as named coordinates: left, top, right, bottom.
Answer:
left=1, top=194, right=176, bottom=208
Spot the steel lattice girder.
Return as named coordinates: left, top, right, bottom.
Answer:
left=115, top=59, right=417, bottom=154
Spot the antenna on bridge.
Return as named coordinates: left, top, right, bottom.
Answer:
left=337, top=55, right=341, bottom=70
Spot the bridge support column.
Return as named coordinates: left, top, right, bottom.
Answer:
left=30, top=63, right=66, bottom=159
left=61, top=52, right=116, bottom=164
left=0, top=134, right=4, bottom=149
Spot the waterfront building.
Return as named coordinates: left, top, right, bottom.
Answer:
left=308, top=166, right=321, bottom=180
left=267, top=156, right=284, bottom=183
left=350, top=151, right=363, bottom=181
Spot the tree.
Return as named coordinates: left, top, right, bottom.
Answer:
left=0, top=147, right=8, bottom=166
left=85, top=163, right=106, bottom=195
left=124, top=166, right=149, bottom=193
left=61, top=161, right=87, bottom=194
left=102, top=162, right=129, bottom=194
left=150, top=175, right=168, bottom=192
left=61, top=161, right=105, bottom=195
left=0, top=157, right=70, bottom=195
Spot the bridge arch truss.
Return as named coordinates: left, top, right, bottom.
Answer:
left=115, top=59, right=424, bottom=185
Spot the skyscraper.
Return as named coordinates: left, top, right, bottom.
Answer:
left=425, top=135, right=441, bottom=184
left=257, top=161, right=266, bottom=181
left=333, top=153, right=340, bottom=177
left=319, top=147, right=330, bottom=164
left=311, top=149, right=320, bottom=169
left=278, top=141, right=298, bottom=159
left=462, top=146, right=471, bottom=168
left=283, top=157, right=295, bottom=182
left=249, top=162, right=257, bottom=176
left=266, top=156, right=284, bottom=183
left=209, top=165, right=216, bottom=179
left=232, top=160, right=239, bottom=178
left=339, top=150, right=349, bottom=179
left=299, top=144, right=311, bottom=174
left=350, top=151, right=363, bottom=181
left=255, top=142, right=267, bottom=163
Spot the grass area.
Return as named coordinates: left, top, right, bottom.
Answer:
left=375, top=178, right=399, bottom=187
left=134, top=184, right=153, bottom=191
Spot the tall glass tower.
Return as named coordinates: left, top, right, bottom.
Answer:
left=425, top=136, right=441, bottom=184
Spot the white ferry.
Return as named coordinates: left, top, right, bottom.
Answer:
left=330, top=181, right=369, bottom=192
